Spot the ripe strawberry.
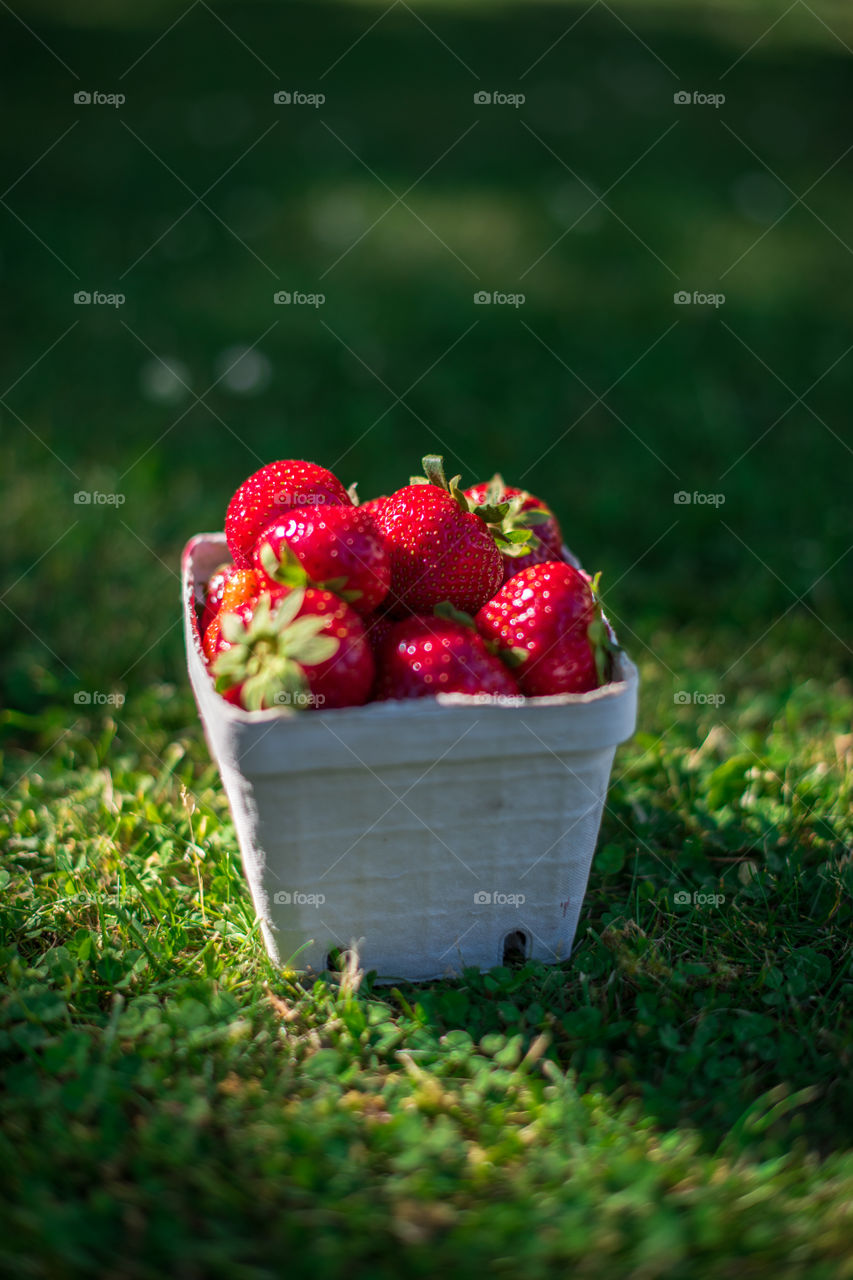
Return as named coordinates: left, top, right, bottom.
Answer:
left=201, top=562, right=234, bottom=630
left=376, top=614, right=520, bottom=701
left=372, top=456, right=530, bottom=617
left=252, top=506, right=390, bottom=615
left=213, top=587, right=373, bottom=711
left=202, top=565, right=258, bottom=631
left=362, top=609, right=396, bottom=658
left=465, top=475, right=565, bottom=583
left=358, top=496, right=389, bottom=521
left=225, top=460, right=351, bottom=567
left=202, top=568, right=259, bottom=662
left=475, top=561, right=618, bottom=696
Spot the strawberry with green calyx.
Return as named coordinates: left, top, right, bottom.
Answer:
left=413, top=456, right=536, bottom=560
left=212, top=588, right=374, bottom=711
left=475, top=561, right=620, bottom=696
left=376, top=612, right=520, bottom=701
left=252, top=507, right=391, bottom=615
left=225, top=460, right=352, bottom=568
left=464, top=475, right=567, bottom=584
left=372, top=455, right=515, bottom=617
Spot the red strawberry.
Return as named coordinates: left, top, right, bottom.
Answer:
left=252, top=506, right=390, bottom=615
left=225, top=460, right=351, bottom=567
left=202, top=568, right=259, bottom=663
left=372, top=456, right=520, bottom=617
left=362, top=609, right=396, bottom=658
left=201, top=562, right=235, bottom=630
left=202, top=566, right=258, bottom=634
left=213, top=588, right=373, bottom=711
left=358, top=496, right=389, bottom=521
left=475, top=562, right=618, bottom=696
left=377, top=614, right=520, bottom=701
left=465, top=476, right=565, bottom=584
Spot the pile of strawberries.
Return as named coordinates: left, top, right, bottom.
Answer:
left=197, top=456, right=619, bottom=712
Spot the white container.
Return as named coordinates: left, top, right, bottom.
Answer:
left=183, top=533, right=638, bottom=982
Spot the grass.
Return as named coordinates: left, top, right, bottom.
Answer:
left=2, top=0, right=853, bottom=1274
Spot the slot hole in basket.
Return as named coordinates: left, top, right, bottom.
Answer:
left=502, top=930, right=528, bottom=968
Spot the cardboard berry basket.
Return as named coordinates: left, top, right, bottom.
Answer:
left=183, top=533, right=638, bottom=983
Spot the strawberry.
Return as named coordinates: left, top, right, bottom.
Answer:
left=362, top=609, right=396, bottom=658
left=464, top=475, right=565, bottom=583
left=212, top=588, right=373, bottom=711
left=202, top=565, right=258, bottom=631
left=376, top=613, right=520, bottom=701
left=225, top=460, right=351, bottom=567
left=358, top=496, right=389, bottom=521
left=372, top=456, right=532, bottom=617
left=252, top=506, right=390, bottom=615
left=201, top=562, right=235, bottom=631
left=475, top=561, right=618, bottom=696
left=202, top=568, right=259, bottom=662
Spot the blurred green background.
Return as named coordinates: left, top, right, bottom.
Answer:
left=1, top=0, right=851, bottom=706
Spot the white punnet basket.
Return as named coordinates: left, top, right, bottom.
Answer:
left=183, top=534, right=638, bottom=982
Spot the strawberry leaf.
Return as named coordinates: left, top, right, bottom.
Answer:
left=294, top=635, right=339, bottom=666
left=514, top=507, right=551, bottom=528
